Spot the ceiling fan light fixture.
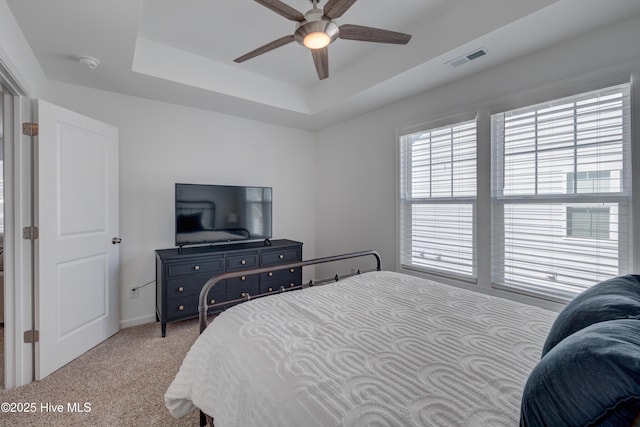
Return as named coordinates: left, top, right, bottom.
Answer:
left=303, top=31, right=331, bottom=49
left=295, top=19, right=338, bottom=49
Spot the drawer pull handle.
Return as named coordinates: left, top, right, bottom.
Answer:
left=289, top=283, right=295, bottom=287
left=279, top=254, right=285, bottom=259
left=241, top=275, right=246, bottom=281
left=178, top=286, right=184, bottom=292
left=241, top=260, right=246, bottom=265
left=194, top=265, right=200, bottom=271
left=210, top=299, right=216, bottom=304
left=269, top=287, right=273, bottom=292
left=268, top=272, right=273, bottom=277
left=178, top=305, right=184, bottom=311
left=241, top=292, right=247, bottom=297
left=290, top=268, right=295, bottom=273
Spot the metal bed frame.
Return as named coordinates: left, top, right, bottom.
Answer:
left=198, top=250, right=382, bottom=334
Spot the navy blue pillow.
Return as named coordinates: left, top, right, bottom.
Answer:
left=542, top=275, right=640, bottom=356
left=520, top=319, right=640, bottom=427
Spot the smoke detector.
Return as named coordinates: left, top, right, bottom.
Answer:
left=77, top=55, right=100, bottom=69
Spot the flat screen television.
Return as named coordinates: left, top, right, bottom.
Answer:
left=175, top=183, right=272, bottom=247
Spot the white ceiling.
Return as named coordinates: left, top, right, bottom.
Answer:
left=7, top=0, right=640, bottom=130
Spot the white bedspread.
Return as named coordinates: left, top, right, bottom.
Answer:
left=165, top=271, right=556, bottom=426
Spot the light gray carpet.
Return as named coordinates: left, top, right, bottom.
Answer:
left=0, top=319, right=203, bottom=426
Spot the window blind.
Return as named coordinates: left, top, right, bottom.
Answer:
left=399, top=119, right=477, bottom=278
left=491, top=84, right=631, bottom=299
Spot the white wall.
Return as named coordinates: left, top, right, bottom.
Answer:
left=0, top=0, right=47, bottom=97
left=315, top=13, right=640, bottom=310
left=47, top=82, right=317, bottom=327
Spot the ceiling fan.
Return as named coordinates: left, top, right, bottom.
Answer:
left=234, top=0, right=412, bottom=80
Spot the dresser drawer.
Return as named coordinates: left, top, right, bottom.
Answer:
left=166, top=287, right=226, bottom=320
left=227, top=253, right=258, bottom=271
left=166, top=295, right=198, bottom=319
left=167, top=257, right=224, bottom=277
left=205, top=286, right=226, bottom=307
left=260, top=266, right=301, bottom=283
left=226, top=274, right=258, bottom=299
left=166, top=275, right=225, bottom=299
left=227, top=273, right=258, bottom=286
left=226, top=279, right=259, bottom=300
left=259, top=280, right=298, bottom=293
left=261, top=248, right=301, bottom=266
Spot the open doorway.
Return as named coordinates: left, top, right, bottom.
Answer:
left=0, top=59, right=29, bottom=390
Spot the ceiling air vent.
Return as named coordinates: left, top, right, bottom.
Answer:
left=446, top=48, right=487, bottom=68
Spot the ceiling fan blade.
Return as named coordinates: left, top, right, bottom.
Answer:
left=234, top=35, right=295, bottom=63
left=254, top=0, right=305, bottom=22
left=323, top=0, right=358, bottom=19
left=311, top=47, right=329, bottom=80
left=339, top=24, right=412, bottom=44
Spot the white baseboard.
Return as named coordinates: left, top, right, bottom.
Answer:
left=120, top=314, right=157, bottom=329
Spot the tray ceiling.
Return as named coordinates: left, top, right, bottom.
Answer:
left=7, top=0, right=640, bottom=130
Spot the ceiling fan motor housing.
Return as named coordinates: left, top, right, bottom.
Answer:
left=294, top=8, right=339, bottom=48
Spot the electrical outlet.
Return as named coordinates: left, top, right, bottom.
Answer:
left=129, top=287, right=139, bottom=299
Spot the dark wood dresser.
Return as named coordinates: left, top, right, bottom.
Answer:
left=155, top=239, right=302, bottom=336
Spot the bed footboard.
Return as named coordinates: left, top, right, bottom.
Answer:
left=197, top=250, right=381, bottom=334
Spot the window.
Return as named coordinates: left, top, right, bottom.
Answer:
left=567, top=171, right=611, bottom=194
left=491, top=84, right=631, bottom=299
left=399, top=118, right=477, bottom=278
left=566, top=207, right=610, bottom=239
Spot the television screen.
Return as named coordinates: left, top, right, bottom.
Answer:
left=175, top=183, right=272, bottom=247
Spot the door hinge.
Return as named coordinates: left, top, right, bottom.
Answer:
left=22, top=122, right=39, bottom=136
left=23, top=226, right=39, bottom=240
left=24, top=329, right=40, bottom=343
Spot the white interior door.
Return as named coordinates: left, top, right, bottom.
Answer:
left=36, top=100, right=119, bottom=379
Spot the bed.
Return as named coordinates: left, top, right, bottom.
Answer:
left=166, top=251, right=640, bottom=426
left=165, top=251, right=567, bottom=426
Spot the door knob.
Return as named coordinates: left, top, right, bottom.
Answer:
left=112, top=237, right=122, bottom=244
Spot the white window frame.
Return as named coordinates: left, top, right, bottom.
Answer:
left=490, top=83, right=632, bottom=300
left=396, top=67, right=640, bottom=308
left=397, top=113, right=478, bottom=282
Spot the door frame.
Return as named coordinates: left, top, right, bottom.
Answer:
left=1, top=59, right=35, bottom=389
